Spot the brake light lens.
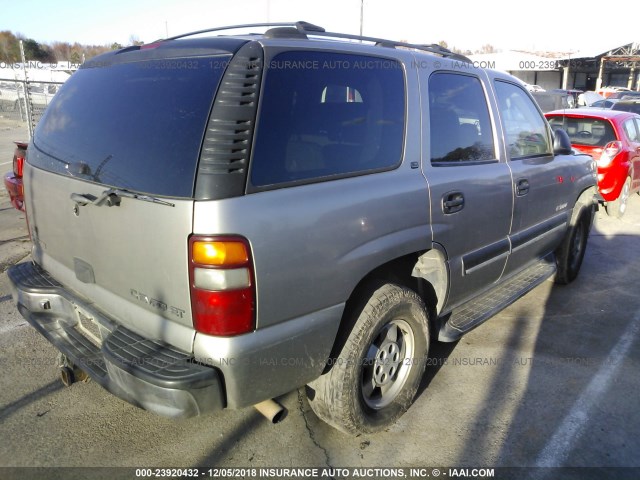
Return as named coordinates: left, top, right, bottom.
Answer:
left=140, top=42, right=162, bottom=50
left=189, top=236, right=255, bottom=336
left=597, top=141, right=622, bottom=168
left=13, top=147, right=25, bottom=177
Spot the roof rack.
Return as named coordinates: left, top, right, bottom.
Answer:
left=302, top=30, right=471, bottom=62
left=164, top=21, right=325, bottom=41
left=165, top=21, right=471, bottom=62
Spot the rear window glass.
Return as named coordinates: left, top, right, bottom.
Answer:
left=30, top=56, right=228, bottom=197
left=546, top=116, right=617, bottom=147
left=250, top=51, right=405, bottom=188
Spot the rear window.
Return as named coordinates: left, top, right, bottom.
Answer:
left=30, top=56, right=228, bottom=197
left=546, top=116, right=617, bottom=147
left=249, top=51, right=405, bottom=188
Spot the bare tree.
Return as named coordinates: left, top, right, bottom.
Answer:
left=477, top=44, right=497, bottom=54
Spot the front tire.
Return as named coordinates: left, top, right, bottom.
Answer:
left=307, top=283, right=429, bottom=434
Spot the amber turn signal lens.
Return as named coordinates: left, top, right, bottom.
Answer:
left=192, top=241, right=249, bottom=266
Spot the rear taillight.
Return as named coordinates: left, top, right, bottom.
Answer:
left=13, top=147, right=25, bottom=177
left=598, top=141, right=622, bottom=168
left=189, top=236, right=255, bottom=336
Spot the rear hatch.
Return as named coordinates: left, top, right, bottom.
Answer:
left=24, top=41, right=239, bottom=351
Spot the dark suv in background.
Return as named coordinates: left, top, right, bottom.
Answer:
left=7, top=22, right=597, bottom=434
left=612, top=99, right=640, bottom=115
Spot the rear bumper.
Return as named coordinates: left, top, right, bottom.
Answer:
left=3, top=172, right=24, bottom=211
left=597, top=161, right=628, bottom=202
left=7, top=261, right=224, bottom=418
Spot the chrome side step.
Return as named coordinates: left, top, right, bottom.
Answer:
left=439, top=257, right=556, bottom=342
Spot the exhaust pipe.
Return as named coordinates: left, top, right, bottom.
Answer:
left=254, top=399, right=287, bottom=424
left=58, top=353, right=90, bottom=387
left=60, top=366, right=75, bottom=387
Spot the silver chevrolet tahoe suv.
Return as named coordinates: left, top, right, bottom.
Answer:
left=8, top=22, right=597, bottom=434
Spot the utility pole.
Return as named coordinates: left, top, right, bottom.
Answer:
left=360, top=0, right=364, bottom=37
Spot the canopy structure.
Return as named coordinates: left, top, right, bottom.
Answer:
left=468, top=43, right=640, bottom=92
left=468, top=51, right=562, bottom=73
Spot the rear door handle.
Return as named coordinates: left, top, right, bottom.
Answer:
left=516, top=179, right=530, bottom=196
left=442, top=191, right=464, bottom=214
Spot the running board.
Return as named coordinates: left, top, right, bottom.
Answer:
left=438, top=257, right=556, bottom=342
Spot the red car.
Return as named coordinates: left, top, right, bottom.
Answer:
left=3, top=141, right=27, bottom=211
left=546, top=109, right=640, bottom=218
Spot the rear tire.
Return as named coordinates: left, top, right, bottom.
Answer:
left=307, top=283, right=429, bottom=434
left=555, top=209, right=590, bottom=284
left=606, top=176, right=631, bottom=219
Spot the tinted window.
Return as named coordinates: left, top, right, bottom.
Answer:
left=31, top=56, right=227, bottom=197
left=429, top=73, right=495, bottom=163
left=250, top=52, right=405, bottom=187
left=494, top=81, right=552, bottom=159
left=546, top=116, right=617, bottom=147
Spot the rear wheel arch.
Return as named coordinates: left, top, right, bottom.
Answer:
left=307, top=281, right=431, bottom=434
left=570, top=186, right=597, bottom=227
left=323, top=249, right=447, bottom=376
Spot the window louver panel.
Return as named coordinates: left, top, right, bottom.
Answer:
left=195, top=42, right=264, bottom=200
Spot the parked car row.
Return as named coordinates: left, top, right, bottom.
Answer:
left=530, top=86, right=640, bottom=112
left=597, top=86, right=640, bottom=99
left=584, top=95, right=640, bottom=111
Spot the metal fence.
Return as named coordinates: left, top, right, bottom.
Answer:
left=0, top=78, right=65, bottom=135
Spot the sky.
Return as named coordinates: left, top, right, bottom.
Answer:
left=1, top=0, right=637, bottom=54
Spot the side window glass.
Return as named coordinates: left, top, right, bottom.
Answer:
left=494, top=81, right=552, bottom=160
left=429, top=73, right=496, bottom=164
left=623, top=119, right=640, bottom=143
left=250, top=52, right=405, bottom=188
left=635, top=119, right=640, bottom=142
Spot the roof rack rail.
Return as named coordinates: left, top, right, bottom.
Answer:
left=164, top=21, right=325, bottom=41
left=300, top=30, right=471, bottom=62
left=164, top=20, right=471, bottom=62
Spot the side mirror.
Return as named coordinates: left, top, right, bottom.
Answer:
left=553, top=128, right=572, bottom=155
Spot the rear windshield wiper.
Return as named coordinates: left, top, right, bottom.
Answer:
left=71, top=188, right=175, bottom=208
